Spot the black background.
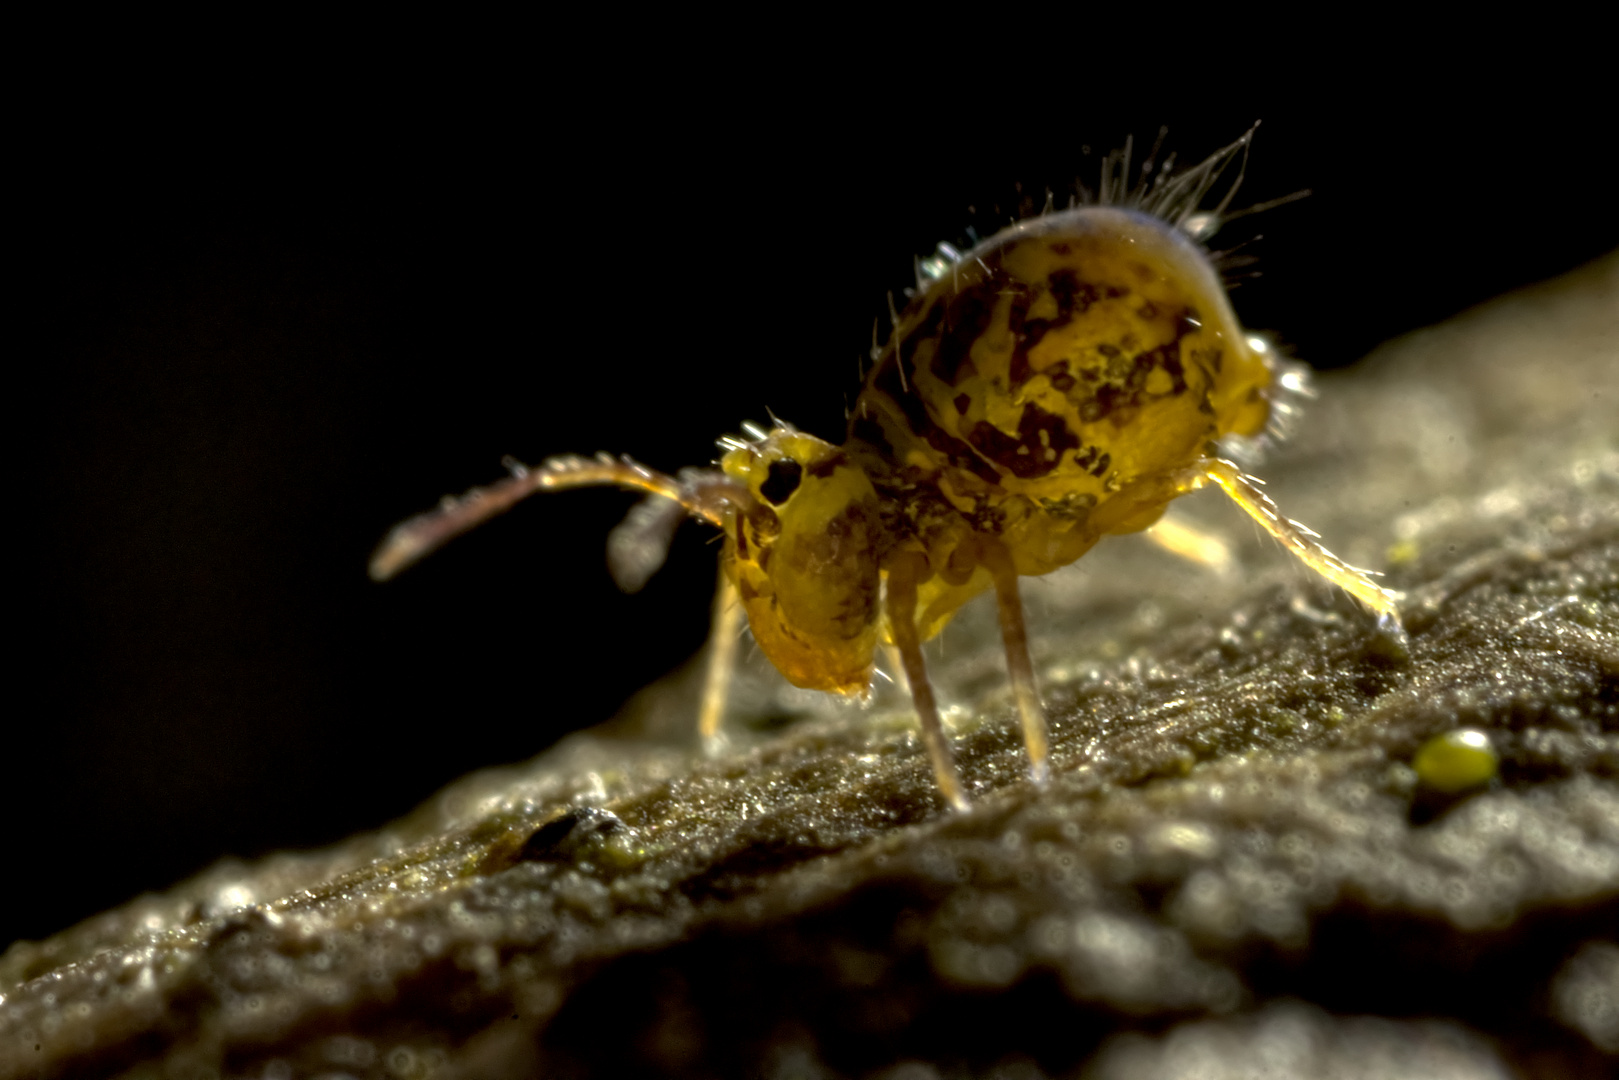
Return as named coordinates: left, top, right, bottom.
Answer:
left=12, top=43, right=1618, bottom=947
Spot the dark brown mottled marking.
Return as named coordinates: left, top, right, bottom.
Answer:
left=806, top=451, right=849, bottom=480
left=898, top=300, right=945, bottom=379
left=1048, top=241, right=1071, bottom=254
left=1072, top=445, right=1111, bottom=478
left=849, top=414, right=894, bottom=459
left=870, top=357, right=1002, bottom=484
left=1085, top=383, right=1128, bottom=422
left=952, top=393, right=971, bottom=415
left=1004, top=283, right=1036, bottom=386
left=927, top=279, right=998, bottom=386
left=824, top=503, right=880, bottom=634
left=1134, top=341, right=1189, bottom=396
left=966, top=404, right=1082, bottom=479
left=929, top=427, right=1003, bottom=484
left=1073, top=308, right=1197, bottom=423
left=1009, top=271, right=1121, bottom=387
left=969, top=499, right=1007, bottom=534
left=1048, top=360, right=1075, bottom=393
left=872, top=356, right=934, bottom=442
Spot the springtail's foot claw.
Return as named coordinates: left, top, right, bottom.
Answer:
left=1371, top=610, right=1412, bottom=662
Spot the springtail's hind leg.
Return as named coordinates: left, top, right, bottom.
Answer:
left=886, top=553, right=969, bottom=812
left=698, top=569, right=742, bottom=753
left=979, top=538, right=1051, bottom=785
left=1200, top=458, right=1403, bottom=629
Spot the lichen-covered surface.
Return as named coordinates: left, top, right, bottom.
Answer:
left=3, top=256, right=1616, bottom=1079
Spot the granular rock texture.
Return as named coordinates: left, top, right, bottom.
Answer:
left=2, top=257, right=1615, bottom=1078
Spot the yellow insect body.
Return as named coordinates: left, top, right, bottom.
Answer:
left=372, top=134, right=1401, bottom=811
left=846, top=206, right=1275, bottom=643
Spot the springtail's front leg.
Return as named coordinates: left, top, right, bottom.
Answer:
left=698, top=569, right=742, bottom=754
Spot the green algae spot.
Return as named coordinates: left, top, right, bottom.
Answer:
left=1413, top=728, right=1499, bottom=794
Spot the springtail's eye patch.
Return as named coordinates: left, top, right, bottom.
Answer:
left=759, top=459, right=804, bottom=505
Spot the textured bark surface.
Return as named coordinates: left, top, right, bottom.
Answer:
left=3, top=256, right=1615, bottom=1079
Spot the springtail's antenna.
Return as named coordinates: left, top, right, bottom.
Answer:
left=368, top=454, right=750, bottom=582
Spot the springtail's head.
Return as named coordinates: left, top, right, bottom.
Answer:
left=367, top=419, right=884, bottom=697
left=715, top=421, right=883, bottom=695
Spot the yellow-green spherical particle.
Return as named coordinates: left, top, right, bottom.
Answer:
left=1413, top=728, right=1499, bottom=793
